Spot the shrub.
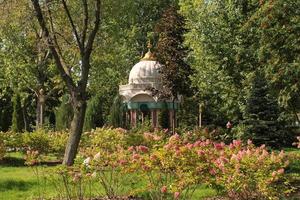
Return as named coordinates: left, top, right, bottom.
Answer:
left=0, top=131, right=23, bottom=151
left=0, top=135, right=5, bottom=160
left=23, top=129, right=50, bottom=154
left=214, top=141, right=290, bottom=200
left=48, top=131, right=68, bottom=157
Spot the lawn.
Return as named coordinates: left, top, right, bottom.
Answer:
left=1, top=149, right=299, bottom=200
left=0, top=153, right=217, bottom=200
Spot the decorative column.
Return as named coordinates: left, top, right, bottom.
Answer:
left=151, top=110, right=158, bottom=128
left=169, top=110, right=176, bottom=131
left=130, top=110, right=137, bottom=127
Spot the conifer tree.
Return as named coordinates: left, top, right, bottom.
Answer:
left=55, top=95, right=73, bottom=131
left=84, top=94, right=103, bottom=131
left=243, top=71, right=288, bottom=147
left=109, top=95, right=125, bottom=128
left=11, top=94, right=24, bottom=132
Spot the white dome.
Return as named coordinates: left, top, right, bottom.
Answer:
left=128, top=60, right=161, bottom=84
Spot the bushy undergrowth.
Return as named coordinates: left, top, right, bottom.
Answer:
left=0, top=136, right=5, bottom=160
left=0, top=129, right=68, bottom=159
left=52, top=128, right=295, bottom=200
left=1, top=128, right=299, bottom=199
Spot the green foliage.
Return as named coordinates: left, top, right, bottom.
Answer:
left=84, top=94, right=104, bottom=131
left=55, top=95, right=73, bottom=131
left=158, top=102, right=169, bottom=129
left=23, top=130, right=50, bottom=154
left=109, top=95, right=126, bottom=128
left=243, top=71, right=292, bottom=147
left=177, top=97, right=199, bottom=129
left=0, top=89, right=13, bottom=131
left=11, top=94, right=24, bottom=133
left=155, top=5, right=193, bottom=98
left=0, top=135, right=5, bottom=160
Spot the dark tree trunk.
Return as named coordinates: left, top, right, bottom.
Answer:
left=63, top=97, right=87, bottom=165
left=31, top=0, right=101, bottom=166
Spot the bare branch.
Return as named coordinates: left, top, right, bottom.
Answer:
left=61, top=0, right=83, bottom=53
left=31, top=0, right=76, bottom=91
left=84, top=0, right=101, bottom=57
left=81, top=0, right=89, bottom=47
left=79, top=0, right=101, bottom=89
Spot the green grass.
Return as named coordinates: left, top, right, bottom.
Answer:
left=0, top=153, right=217, bottom=200
left=0, top=166, right=56, bottom=200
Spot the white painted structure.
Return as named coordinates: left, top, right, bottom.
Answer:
left=119, top=50, right=177, bottom=128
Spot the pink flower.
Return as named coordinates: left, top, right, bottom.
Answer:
left=119, top=159, right=127, bottom=165
left=272, top=171, right=277, bottom=177
left=197, top=150, right=205, bottom=156
left=174, top=192, right=180, bottom=199
left=233, top=140, right=241, bottom=147
left=128, top=146, right=135, bottom=152
left=193, top=140, right=202, bottom=147
left=132, top=153, right=140, bottom=160
left=169, top=134, right=180, bottom=142
left=186, top=143, right=193, bottom=149
left=226, top=121, right=232, bottom=129
left=209, top=169, right=216, bottom=175
left=214, top=143, right=224, bottom=150
left=247, top=139, right=252, bottom=145
left=277, top=168, right=284, bottom=175
left=205, top=139, right=210, bottom=145
left=138, top=145, right=149, bottom=153
left=142, top=165, right=150, bottom=171
left=260, top=144, right=266, bottom=149
left=161, top=186, right=167, bottom=193
left=153, top=135, right=162, bottom=141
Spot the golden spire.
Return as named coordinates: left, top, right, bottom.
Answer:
left=141, top=40, right=156, bottom=61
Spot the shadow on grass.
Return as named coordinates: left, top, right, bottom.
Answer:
left=0, top=156, right=25, bottom=167
left=0, top=179, right=35, bottom=192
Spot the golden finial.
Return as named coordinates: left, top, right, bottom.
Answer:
left=141, top=40, right=156, bottom=61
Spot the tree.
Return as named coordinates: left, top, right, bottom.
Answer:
left=55, top=95, right=73, bottom=131
left=109, top=95, right=125, bottom=128
left=11, top=94, right=24, bottom=132
left=30, top=0, right=101, bottom=165
left=243, top=71, right=290, bottom=147
left=154, top=6, right=193, bottom=132
left=84, top=94, right=103, bottom=131
left=243, top=0, right=300, bottom=121
left=0, top=0, right=61, bottom=130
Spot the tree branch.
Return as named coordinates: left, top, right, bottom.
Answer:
left=61, top=0, right=83, bottom=53
left=31, top=0, right=76, bottom=91
left=80, top=0, right=101, bottom=89
left=81, top=0, right=89, bottom=47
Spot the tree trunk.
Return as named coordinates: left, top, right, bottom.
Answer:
left=36, top=95, right=45, bottom=129
left=63, top=98, right=87, bottom=166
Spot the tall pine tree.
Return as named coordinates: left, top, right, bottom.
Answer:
left=11, top=93, right=24, bottom=132
left=243, top=71, right=288, bottom=147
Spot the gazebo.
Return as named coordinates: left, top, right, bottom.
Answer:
left=119, top=47, right=178, bottom=128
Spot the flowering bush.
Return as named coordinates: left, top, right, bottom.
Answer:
left=214, top=141, right=290, bottom=200
left=0, top=131, right=23, bottom=151
left=80, top=128, right=139, bottom=198
left=23, top=129, right=51, bottom=154
left=126, top=135, right=291, bottom=200
left=48, top=131, right=68, bottom=157
left=0, top=135, right=5, bottom=160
